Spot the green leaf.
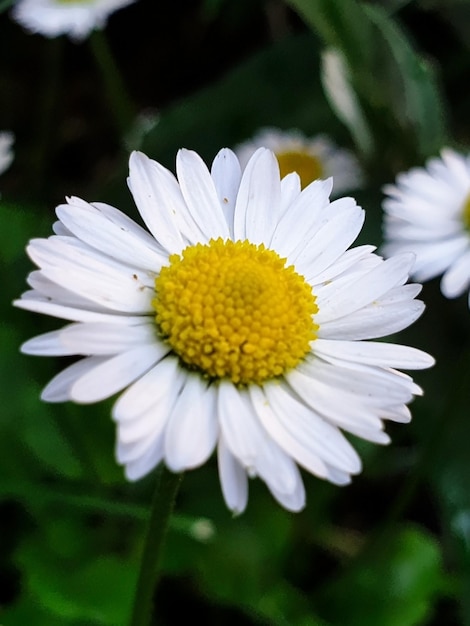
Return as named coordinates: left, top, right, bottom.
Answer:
left=0, top=595, right=93, bottom=626
left=255, top=581, right=331, bottom=626
left=182, top=486, right=327, bottom=625
left=363, top=3, right=447, bottom=158
left=15, top=534, right=136, bottom=625
left=289, top=0, right=376, bottom=66
left=287, top=0, right=447, bottom=163
left=316, top=525, right=448, bottom=626
left=0, top=202, right=49, bottom=265
left=0, top=325, right=84, bottom=484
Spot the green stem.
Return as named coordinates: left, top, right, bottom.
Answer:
left=89, top=29, right=135, bottom=139
left=129, top=465, right=183, bottom=626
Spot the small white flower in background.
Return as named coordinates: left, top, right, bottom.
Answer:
left=11, top=0, right=137, bottom=40
left=15, top=147, right=433, bottom=514
left=0, top=132, right=14, bottom=177
left=382, top=148, right=470, bottom=308
left=234, top=128, right=363, bottom=196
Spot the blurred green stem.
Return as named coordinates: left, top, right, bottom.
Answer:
left=89, top=29, right=135, bottom=139
left=129, top=465, right=183, bottom=626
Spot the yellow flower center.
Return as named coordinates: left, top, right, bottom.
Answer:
left=153, top=238, right=318, bottom=385
left=276, top=150, right=324, bottom=189
left=462, top=193, right=470, bottom=230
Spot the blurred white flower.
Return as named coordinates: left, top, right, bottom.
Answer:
left=15, top=147, right=432, bottom=514
left=234, top=128, right=363, bottom=196
left=11, top=0, right=137, bottom=40
left=382, top=148, right=470, bottom=307
left=0, top=132, right=14, bottom=177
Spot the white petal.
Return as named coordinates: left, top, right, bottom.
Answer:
left=279, top=172, right=301, bottom=218
left=124, top=439, right=165, bottom=482
left=12, top=0, right=137, bottom=39
left=26, top=270, right=114, bottom=311
left=217, top=437, right=248, bottom=515
left=21, top=327, right=78, bottom=356
left=56, top=198, right=167, bottom=270
left=112, top=355, right=183, bottom=423
left=315, top=253, right=415, bottom=323
left=385, top=219, right=460, bottom=241
left=234, top=148, right=281, bottom=245
left=14, top=294, right=145, bottom=324
left=308, top=244, right=377, bottom=285
left=313, top=339, right=435, bottom=369
left=59, top=321, right=158, bottom=355
left=41, top=356, right=107, bottom=403
left=176, top=148, right=230, bottom=240
left=52, top=220, right=72, bottom=236
left=117, top=426, right=164, bottom=464
left=93, top=201, right=164, bottom=242
left=70, top=343, right=167, bottom=403
left=292, top=202, right=364, bottom=277
left=286, top=366, right=384, bottom=431
left=26, top=237, right=154, bottom=313
left=270, top=178, right=333, bottom=257
left=164, top=376, right=218, bottom=471
left=380, top=404, right=412, bottom=423
left=326, top=467, right=353, bottom=486
left=113, top=357, right=186, bottom=454
left=218, top=380, right=300, bottom=496
left=210, top=148, right=242, bottom=237
left=318, top=299, right=425, bottom=340
left=233, top=148, right=281, bottom=244
left=266, top=385, right=361, bottom=474
left=389, top=236, right=469, bottom=283
left=441, top=248, right=470, bottom=298
left=117, top=406, right=168, bottom=446
left=257, top=383, right=362, bottom=474
left=128, top=151, right=187, bottom=253
left=298, top=357, right=417, bottom=405
left=376, top=283, right=423, bottom=305
left=267, top=468, right=306, bottom=512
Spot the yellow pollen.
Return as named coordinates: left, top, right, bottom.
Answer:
left=462, top=193, right=470, bottom=230
left=153, top=238, right=318, bottom=385
left=276, top=150, right=324, bottom=189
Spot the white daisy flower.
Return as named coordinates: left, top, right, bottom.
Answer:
left=14, top=147, right=433, bottom=514
left=234, top=127, right=363, bottom=196
left=382, top=148, right=470, bottom=307
left=0, top=132, right=14, bottom=177
left=11, top=0, right=137, bottom=40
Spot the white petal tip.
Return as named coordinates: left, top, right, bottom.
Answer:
left=40, top=389, right=67, bottom=404
left=230, top=505, right=247, bottom=517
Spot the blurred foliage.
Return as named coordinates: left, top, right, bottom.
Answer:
left=2, top=0, right=470, bottom=624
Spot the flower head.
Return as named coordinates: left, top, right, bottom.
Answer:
left=234, top=128, right=363, bottom=196
left=382, top=148, right=470, bottom=307
left=11, top=0, right=137, bottom=40
left=0, top=132, right=14, bottom=177
left=15, top=147, right=433, bottom=514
